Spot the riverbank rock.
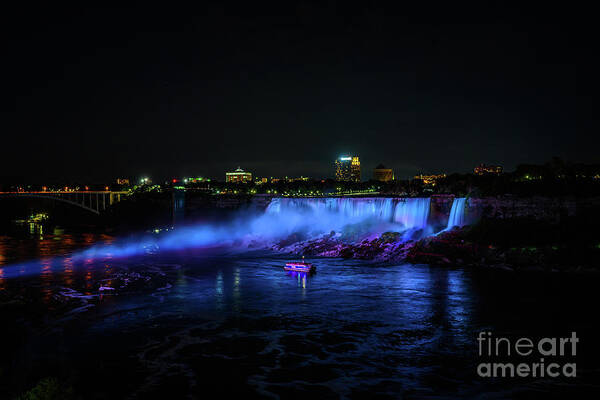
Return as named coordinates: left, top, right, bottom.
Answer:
left=268, top=217, right=600, bottom=272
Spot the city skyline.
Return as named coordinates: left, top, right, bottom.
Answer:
left=8, top=155, right=600, bottom=187
left=0, top=147, right=508, bottom=183
left=1, top=153, right=505, bottom=184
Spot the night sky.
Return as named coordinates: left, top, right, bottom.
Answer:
left=3, top=3, right=597, bottom=182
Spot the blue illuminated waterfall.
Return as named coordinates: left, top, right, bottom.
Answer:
left=266, top=197, right=396, bottom=222
left=265, top=197, right=430, bottom=233
left=393, top=198, right=431, bottom=229
left=4, top=196, right=442, bottom=277
left=446, top=197, right=466, bottom=229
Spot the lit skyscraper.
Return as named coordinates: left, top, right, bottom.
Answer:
left=335, top=155, right=361, bottom=182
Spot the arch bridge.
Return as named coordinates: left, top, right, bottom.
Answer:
left=0, top=191, right=128, bottom=215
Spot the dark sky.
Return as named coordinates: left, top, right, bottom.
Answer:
left=2, top=3, right=597, bottom=182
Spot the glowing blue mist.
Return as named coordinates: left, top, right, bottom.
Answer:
left=446, top=197, right=467, bottom=229
left=1, top=197, right=435, bottom=278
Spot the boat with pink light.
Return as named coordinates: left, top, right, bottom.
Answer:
left=284, top=261, right=316, bottom=273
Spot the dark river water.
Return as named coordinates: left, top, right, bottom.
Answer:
left=1, top=225, right=599, bottom=399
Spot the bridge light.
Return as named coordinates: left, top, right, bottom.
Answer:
left=85, top=186, right=89, bottom=191
left=105, top=186, right=109, bottom=191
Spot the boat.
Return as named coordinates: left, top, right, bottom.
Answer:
left=284, top=260, right=316, bottom=273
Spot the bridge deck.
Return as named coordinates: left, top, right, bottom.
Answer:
left=0, top=191, right=129, bottom=214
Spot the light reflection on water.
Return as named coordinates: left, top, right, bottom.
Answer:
left=215, top=269, right=224, bottom=311
left=233, top=267, right=241, bottom=312
left=1, top=232, right=598, bottom=398
left=41, top=259, right=53, bottom=303
left=285, top=271, right=309, bottom=297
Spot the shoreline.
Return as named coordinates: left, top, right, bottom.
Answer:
left=268, top=223, right=600, bottom=273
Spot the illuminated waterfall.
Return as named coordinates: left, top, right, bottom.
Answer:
left=4, top=196, right=439, bottom=277
left=393, top=198, right=431, bottom=229
left=266, top=197, right=431, bottom=233
left=446, top=197, right=466, bottom=229
left=266, top=197, right=397, bottom=223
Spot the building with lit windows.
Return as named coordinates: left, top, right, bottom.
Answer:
left=474, top=164, right=503, bottom=175
left=373, top=164, right=394, bottom=182
left=413, top=174, right=446, bottom=186
left=116, top=178, right=130, bottom=185
left=183, top=177, right=210, bottom=183
left=335, top=155, right=361, bottom=182
left=226, top=167, right=252, bottom=183
left=271, top=176, right=309, bottom=183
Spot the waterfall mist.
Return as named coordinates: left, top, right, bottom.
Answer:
left=1, top=197, right=469, bottom=278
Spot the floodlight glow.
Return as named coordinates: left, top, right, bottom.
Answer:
left=0, top=197, right=467, bottom=281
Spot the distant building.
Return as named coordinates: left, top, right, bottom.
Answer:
left=226, top=167, right=252, bottom=183
left=414, top=174, right=446, bottom=186
left=116, top=178, right=130, bottom=185
left=373, top=164, right=394, bottom=182
left=255, top=177, right=269, bottom=185
left=183, top=177, right=210, bottom=183
left=335, top=155, right=361, bottom=182
left=270, top=176, right=309, bottom=183
left=287, top=176, right=310, bottom=182
left=474, top=164, right=503, bottom=175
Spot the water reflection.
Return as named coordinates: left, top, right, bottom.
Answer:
left=84, top=261, right=93, bottom=294
left=0, top=247, right=596, bottom=399
left=286, top=271, right=310, bottom=298
left=394, top=266, right=434, bottom=324
left=0, top=226, right=115, bottom=273
left=447, top=269, right=469, bottom=330
left=41, top=259, right=53, bottom=303
left=233, top=267, right=241, bottom=312
left=64, top=257, right=75, bottom=286
left=215, top=270, right=224, bottom=311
